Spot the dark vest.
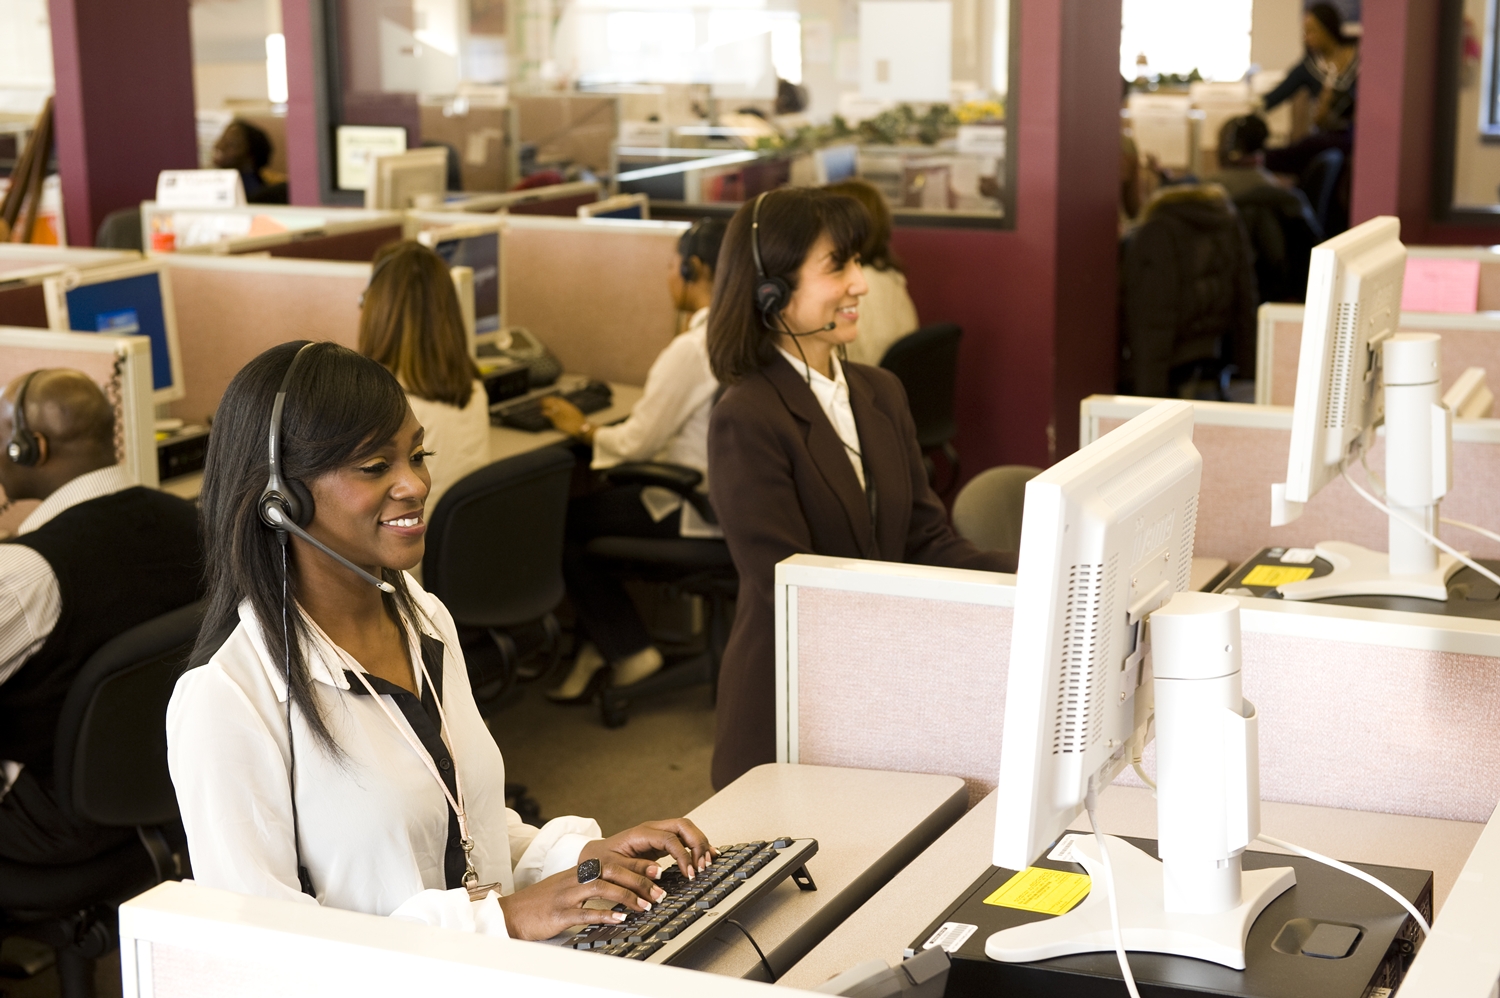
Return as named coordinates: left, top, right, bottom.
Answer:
left=0, top=485, right=203, bottom=783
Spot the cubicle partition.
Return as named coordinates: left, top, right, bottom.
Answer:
left=0, top=246, right=143, bottom=329
left=500, top=215, right=688, bottom=386
left=119, top=881, right=808, bottom=998
left=143, top=203, right=408, bottom=260
left=0, top=327, right=158, bottom=535
left=1256, top=303, right=1500, bottom=406
left=1080, top=395, right=1500, bottom=565
left=774, top=553, right=1500, bottom=827
left=160, top=255, right=370, bottom=424
left=444, top=181, right=602, bottom=216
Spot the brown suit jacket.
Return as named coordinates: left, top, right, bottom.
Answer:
left=707, top=353, right=1015, bottom=788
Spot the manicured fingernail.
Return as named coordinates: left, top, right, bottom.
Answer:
left=648, top=865, right=661, bottom=879
left=639, top=900, right=652, bottom=911
left=611, top=912, right=627, bottom=922
left=652, top=887, right=666, bottom=901
left=686, top=865, right=696, bottom=878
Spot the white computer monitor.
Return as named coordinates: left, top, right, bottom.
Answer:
left=365, top=147, right=448, bottom=210
left=336, top=125, right=408, bottom=191
left=1444, top=367, right=1493, bottom=419
left=994, top=399, right=1201, bottom=873
left=1272, top=216, right=1467, bottom=601
left=41, top=260, right=186, bottom=405
left=989, top=400, right=1296, bottom=971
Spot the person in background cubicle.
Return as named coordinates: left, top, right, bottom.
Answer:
left=212, top=119, right=287, bottom=204
left=1259, top=2, right=1358, bottom=202
left=824, top=179, right=919, bottom=367
left=704, top=188, right=1016, bottom=790
left=167, top=342, right=715, bottom=939
left=360, top=241, right=491, bottom=528
left=538, top=218, right=729, bottom=702
left=0, top=370, right=203, bottom=866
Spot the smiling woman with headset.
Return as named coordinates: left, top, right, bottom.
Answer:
left=166, top=341, right=713, bottom=939
left=705, top=188, right=1017, bottom=789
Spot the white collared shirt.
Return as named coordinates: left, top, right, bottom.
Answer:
left=166, top=579, right=599, bottom=935
left=776, top=346, right=866, bottom=490
left=0, top=464, right=135, bottom=689
left=592, top=307, right=721, bottom=537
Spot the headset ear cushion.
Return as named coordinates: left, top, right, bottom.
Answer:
left=755, top=276, right=789, bottom=324
left=283, top=478, right=315, bottom=528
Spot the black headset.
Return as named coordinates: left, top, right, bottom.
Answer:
left=5, top=370, right=41, bottom=467
left=259, top=343, right=318, bottom=531
left=750, top=191, right=792, bottom=329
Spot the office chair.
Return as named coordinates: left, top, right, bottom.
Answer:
left=583, top=462, right=737, bottom=729
left=951, top=465, right=1042, bottom=555
left=878, top=323, right=963, bottom=495
left=94, top=206, right=143, bottom=252
left=0, top=600, right=203, bottom=998
left=422, top=446, right=575, bottom=715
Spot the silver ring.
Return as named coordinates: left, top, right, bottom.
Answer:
left=577, top=858, right=601, bottom=884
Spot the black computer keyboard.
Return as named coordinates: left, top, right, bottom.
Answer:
left=491, top=381, right=613, bottom=432
left=567, top=836, right=818, bottom=965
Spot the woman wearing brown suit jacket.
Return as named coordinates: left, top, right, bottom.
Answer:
left=706, top=188, right=1016, bottom=789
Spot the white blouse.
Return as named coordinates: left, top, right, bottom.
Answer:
left=842, top=266, right=919, bottom=368
left=166, top=579, right=599, bottom=935
left=405, top=380, right=491, bottom=517
left=591, top=308, right=720, bottom=537
left=776, top=346, right=866, bottom=490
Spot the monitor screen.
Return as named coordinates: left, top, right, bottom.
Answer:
left=64, top=272, right=175, bottom=394
left=592, top=205, right=645, bottom=220
left=820, top=144, right=858, bottom=183
left=336, top=125, right=408, bottom=191
left=434, top=233, right=500, bottom=334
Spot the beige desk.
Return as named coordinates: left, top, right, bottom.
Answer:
left=679, top=763, right=969, bottom=983
left=158, top=375, right=642, bottom=501
left=779, top=787, right=1485, bottom=991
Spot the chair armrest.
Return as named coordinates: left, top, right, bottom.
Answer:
left=599, top=462, right=717, bottom=526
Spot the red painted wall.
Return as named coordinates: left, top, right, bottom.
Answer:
left=48, top=0, right=198, bottom=245
left=283, top=0, right=325, bottom=206
left=893, top=0, right=1122, bottom=473
left=1353, top=0, right=1500, bottom=244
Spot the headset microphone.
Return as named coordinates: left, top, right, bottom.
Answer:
left=264, top=503, right=396, bottom=594
left=784, top=321, right=838, bottom=337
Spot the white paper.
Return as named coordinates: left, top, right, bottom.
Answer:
left=155, top=169, right=246, bottom=209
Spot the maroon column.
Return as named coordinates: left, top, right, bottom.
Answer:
left=282, top=0, right=326, bottom=206
left=47, top=0, right=198, bottom=246
left=1352, top=0, right=1500, bottom=244
left=891, top=0, right=1122, bottom=470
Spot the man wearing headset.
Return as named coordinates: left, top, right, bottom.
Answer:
left=0, top=369, right=202, bottom=865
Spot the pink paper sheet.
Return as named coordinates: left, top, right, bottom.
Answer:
left=1402, top=257, right=1481, bottom=313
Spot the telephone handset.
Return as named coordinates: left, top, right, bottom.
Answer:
left=478, top=326, right=562, bottom=388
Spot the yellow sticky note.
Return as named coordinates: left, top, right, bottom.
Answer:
left=1241, top=564, right=1316, bottom=587
left=983, top=867, right=1091, bottom=916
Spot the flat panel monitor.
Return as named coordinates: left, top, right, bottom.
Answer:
left=43, top=262, right=185, bottom=404
left=819, top=144, right=859, bottom=183
left=365, top=147, right=448, bottom=210
left=431, top=230, right=500, bottom=335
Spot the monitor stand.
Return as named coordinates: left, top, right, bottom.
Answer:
left=985, top=833, right=1295, bottom=971
left=1277, top=540, right=1461, bottom=602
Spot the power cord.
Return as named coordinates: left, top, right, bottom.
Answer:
left=1340, top=465, right=1500, bottom=589
left=1255, top=833, right=1429, bottom=936
left=723, top=918, right=775, bottom=982
left=1084, top=786, right=1143, bottom=998
left=1358, top=449, right=1500, bottom=558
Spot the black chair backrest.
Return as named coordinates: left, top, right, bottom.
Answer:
left=878, top=323, right=961, bottom=450
left=423, top=445, right=574, bottom=628
left=52, top=600, right=206, bottom=828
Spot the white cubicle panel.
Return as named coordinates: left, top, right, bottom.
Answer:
left=1079, top=395, right=1500, bottom=564
left=1398, top=798, right=1500, bottom=997
left=0, top=244, right=140, bottom=284
left=0, top=327, right=158, bottom=530
left=775, top=553, right=1500, bottom=825
left=1257, top=303, right=1500, bottom=408
left=119, top=881, right=817, bottom=998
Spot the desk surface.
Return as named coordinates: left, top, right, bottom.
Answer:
left=679, top=763, right=968, bottom=982
left=779, top=786, right=1485, bottom=991
left=158, top=375, right=642, bottom=501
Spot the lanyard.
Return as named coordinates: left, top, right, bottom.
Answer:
left=304, top=615, right=481, bottom=890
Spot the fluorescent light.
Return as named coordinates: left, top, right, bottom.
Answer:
left=266, top=33, right=289, bottom=104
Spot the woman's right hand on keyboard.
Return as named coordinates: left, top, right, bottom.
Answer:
left=497, top=861, right=667, bottom=940
left=540, top=397, right=591, bottom=440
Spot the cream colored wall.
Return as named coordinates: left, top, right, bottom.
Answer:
left=1250, top=0, right=1303, bottom=73
left=1453, top=0, right=1500, bottom=207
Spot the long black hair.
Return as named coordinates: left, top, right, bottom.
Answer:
left=194, top=341, right=427, bottom=753
left=707, top=188, right=867, bottom=384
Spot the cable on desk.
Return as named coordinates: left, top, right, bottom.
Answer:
left=723, top=918, right=775, bottom=982
left=1341, top=465, right=1500, bottom=589
left=1085, top=787, right=1143, bottom=998
left=1255, top=833, right=1430, bottom=936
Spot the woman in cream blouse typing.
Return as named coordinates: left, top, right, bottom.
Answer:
left=167, top=342, right=712, bottom=938
left=539, top=219, right=727, bottom=701
left=359, top=241, right=490, bottom=522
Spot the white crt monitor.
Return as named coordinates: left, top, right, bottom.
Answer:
left=1276, top=216, right=1405, bottom=520
left=994, top=399, right=1202, bottom=871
